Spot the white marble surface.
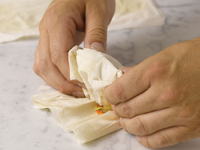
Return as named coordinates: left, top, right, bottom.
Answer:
left=1, top=0, right=200, bottom=149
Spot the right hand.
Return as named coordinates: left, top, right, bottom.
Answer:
left=33, top=0, right=115, bottom=97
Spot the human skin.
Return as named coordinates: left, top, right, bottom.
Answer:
left=104, top=37, right=200, bottom=148
left=33, top=0, right=115, bottom=97
left=33, top=0, right=200, bottom=148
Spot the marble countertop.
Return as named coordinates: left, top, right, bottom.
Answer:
left=1, top=0, right=200, bottom=149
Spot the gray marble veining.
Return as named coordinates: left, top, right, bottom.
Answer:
left=1, top=0, right=200, bottom=150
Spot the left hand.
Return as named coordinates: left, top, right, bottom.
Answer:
left=104, top=38, right=200, bottom=148
left=33, top=0, right=115, bottom=97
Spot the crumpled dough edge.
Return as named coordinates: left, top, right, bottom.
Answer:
left=31, top=91, right=121, bottom=143
left=73, top=111, right=121, bottom=144
left=68, top=46, right=123, bottom=107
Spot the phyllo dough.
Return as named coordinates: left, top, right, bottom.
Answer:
left=32, top=46, right=123, bottom=143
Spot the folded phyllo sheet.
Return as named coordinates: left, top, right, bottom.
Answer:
left=32, top=46, right=123, bottom=143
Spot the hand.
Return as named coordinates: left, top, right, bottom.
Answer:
left=104, top=38, right=200, bottom=148
left=33, top=0, right=115, bottom=97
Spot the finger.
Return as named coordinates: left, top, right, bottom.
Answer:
left=137, top=126, right=190, bottom=148
left=104, top=65, right=150, bottom=105
left=46, top=2, right=84, bottom=81
left=34, top=27, right=83, bottom=96
left=119, top=67, right=132, bottom=74
left=77, top=83, right=87, bottom=89
left=72, top=91, right=85, bottom=98
left=112, top=85, right=174, bottom=118
left=120, top=108, right=182, bottom=136
left=84, top=0, right=112, bottom=53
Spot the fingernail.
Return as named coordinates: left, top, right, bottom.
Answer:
left=120, top=117, right=122, bottom=126
left=78, top=83, right=86, bottom=89
left=72, top=91, right=85, bottom=98
left=136, top=136, right=141, bottom=143
left=118, top=67, right=130, bottom=74
left=90, top=42, right=105, bottom=53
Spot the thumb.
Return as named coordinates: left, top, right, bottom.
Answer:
left=104, top=65, right=150, bottom=105
left=84, top=1, right=111, bottom=53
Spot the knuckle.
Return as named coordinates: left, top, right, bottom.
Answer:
left=89, top=1, right=114, bottom=24
left=33, top=59, right=48, bottom=76
left=159, top=86, right=180, bottom=103
left=120, top=103, right=133, bottom=118
left=88, top=27, right=107, bottom=41
left=56, top=80, right=73, bottom=95
left=97, top=2, right=107, bottom=12
left=33, top=63, right=40, bottom=76
left=51, top=47, right=60, bottom=65
left=45, top=5, right=59, bottom=26
left=112, top=82, right=126, bottom=102
left=45, top=1, right=76, bottom=31
left=155, top=133, right=170, bottom=147
left=142, top=137, right=152, bottom=148
left=151, top=60, right=165, bottom=75
left=178, top=106, right=193, bottom=119
left=146, top=59, right=166, bottom=79
left=90, top=1, right=107, bottom=16
left=57, top=83, right=66, bottom=94
left=134, top=117, right=147, bottom=135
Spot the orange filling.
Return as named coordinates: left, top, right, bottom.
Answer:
left=94, top=104, right=112, bottom=115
